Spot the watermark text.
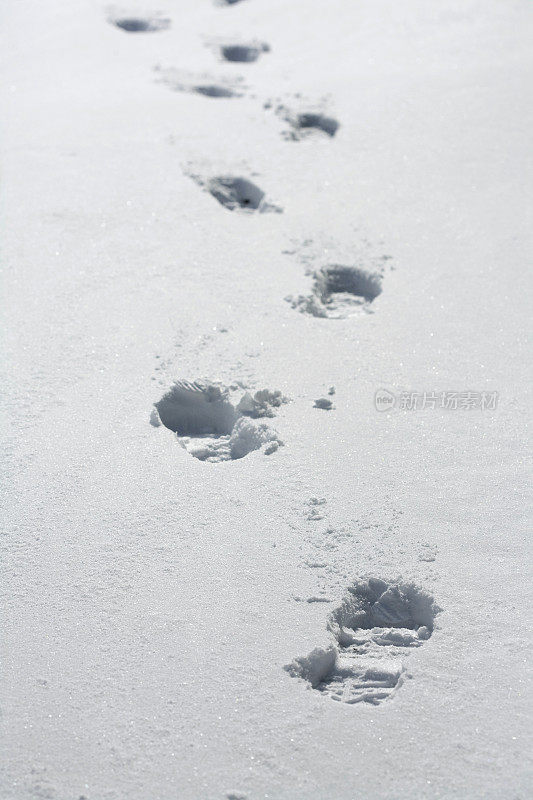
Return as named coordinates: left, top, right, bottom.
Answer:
left=374, top=389, right=498, bottom=412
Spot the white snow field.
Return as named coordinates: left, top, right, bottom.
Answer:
left=1, top=0, right=532, bottom=798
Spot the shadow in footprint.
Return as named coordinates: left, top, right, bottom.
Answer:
left=112, top=17, right=170, bottom=32
left=206, top=176, right=282, bottom=213
left=209, top=177, right=263, bottom=210
left=155, top=67, right=244, bottom=99
left=286, top=578, right=440, bottom=705
left=156, top=381, right=237, bottom=437
left=221, top=43, right=269, bottom=63
left=195, top=84, right=237, bottom=98
left=295, top=113, right=339, bottom=137
left=277, top=107, right=340, bottom=140
left=316, top=265, right=382, bottom=303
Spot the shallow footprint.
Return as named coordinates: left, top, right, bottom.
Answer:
left=111, top=16, right=170, bottom=32
left=155, top=67, right=245, bottom=98
left=187, top=173, right=283, bottom=214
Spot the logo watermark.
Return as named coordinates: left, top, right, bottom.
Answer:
left=374, top=389, right=499, bottom=412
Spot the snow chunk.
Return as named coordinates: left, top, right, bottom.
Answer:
left=314, top=397, right=334, bottom=410
left=284, top=646, right=338, bottom=689
left=149, top=407, right=161, bottom=427
left=236, top=388, right=289, bottom=418
left=229, top=417, right=283, bottom=460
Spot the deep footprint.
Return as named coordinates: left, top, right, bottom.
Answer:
left=112, top=17, right=170, bottom=32
left=152, top=381, right=286, bottom=463
left=287, top=265, right=383, bottom=318
left=285, top=578, right=440, bottom=705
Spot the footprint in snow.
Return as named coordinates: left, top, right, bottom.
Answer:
left=219, top=42, right=270, bottom=63
left=188, top=173, right=283, bottom=214
left=270, top=102, right=339, bottom=140
left=284, top=111, right=339, bottom=140
left=155, top=66, right=245, bottom=99
left=285, top=577, right=440, bottom=705
left=110, top=15, right=170, bottom=32
left=287, top=265, right=383, bottom=318
left=152, top=380, right=288, bottom=463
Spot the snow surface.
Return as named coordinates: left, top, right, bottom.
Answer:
left=1, top=0, right=532, bottom=798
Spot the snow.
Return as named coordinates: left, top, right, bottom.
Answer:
left=1, top=0, right=532, bottom=798
left=285, top=646, right=338, bottom=689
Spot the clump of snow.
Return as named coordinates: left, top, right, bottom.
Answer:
left=314, top=397, right=333, bottom=410
left=284, top=646, right=338, bottom=689
left=285, top=292, right=328, bottom=318
left=236, top=388, right=288, bottom=418
left=229, top=417, right=283, bottom=460
left=149, top=407, right=161, bottom=427
left=306, top=496, right=327, bottom=520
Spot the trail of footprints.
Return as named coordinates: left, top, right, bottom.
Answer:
left=109, top=2, right=439, bottom=707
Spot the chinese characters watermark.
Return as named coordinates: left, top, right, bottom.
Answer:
left=374, top=389, right=499, bottom=412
